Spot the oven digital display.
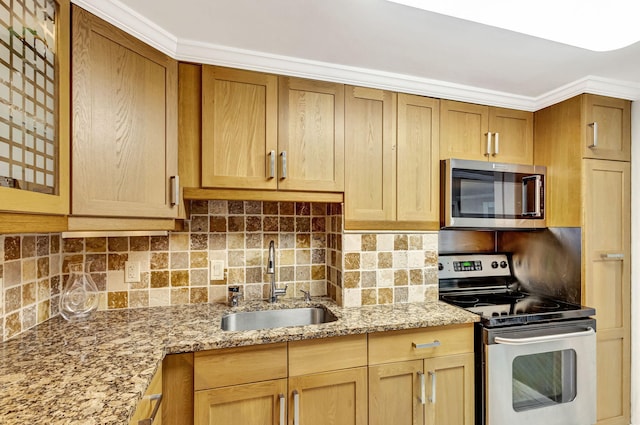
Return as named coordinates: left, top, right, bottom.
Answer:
left=453, top=260, right=482, bottom=271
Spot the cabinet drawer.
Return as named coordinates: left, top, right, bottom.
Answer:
left=194, top=342, right=287, bottom=390
left=368, top=324, right=473, bottom=365
left=289, top=334, right=367, bottom=376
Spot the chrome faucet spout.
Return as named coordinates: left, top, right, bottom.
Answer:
left=267, top=240, right=275, bottom=274
left=267, top=240, right=287, bottom=302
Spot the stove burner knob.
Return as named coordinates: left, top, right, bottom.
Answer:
left=491, top=261, right=498, bottom=269
left=500, top=261, right=508, bottom=268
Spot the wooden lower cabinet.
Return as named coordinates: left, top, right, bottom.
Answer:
left=168, top=327, right=473, bottom=425
left=289, top=368, right=368, bottom=425
left=195, top=379, right=287, bottom=425
left=368, top=324, right=475, bottom=425
left=368, top=354, right=474, bottom=425
left=130, top=363, right=163, bottom=425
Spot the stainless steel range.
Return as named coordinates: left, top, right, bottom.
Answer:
left=438, top=253, right=596, bottom=425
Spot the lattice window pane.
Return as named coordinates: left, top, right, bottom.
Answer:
left=0, top=0, right=57, bottom=194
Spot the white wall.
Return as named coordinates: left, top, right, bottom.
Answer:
left=631, top=101, right=639, bottom=425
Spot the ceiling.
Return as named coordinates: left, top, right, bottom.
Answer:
left=73, top=0, right=640, bottom=111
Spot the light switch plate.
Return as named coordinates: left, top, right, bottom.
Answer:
left=210, top=260, right=224, bottom=280
left=125, top=261, right=140, bottom=283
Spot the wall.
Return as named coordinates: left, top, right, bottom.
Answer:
left=1, top=200, right=439, bottom=341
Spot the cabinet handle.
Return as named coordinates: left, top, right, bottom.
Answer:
left=278, top=394, right=285, bottom=425
left=412, top=340, right=441, bottom=349
left=493, top=132, right=499, bottom=156
left=280, top=151, right=287, bottom=179
left=169, top=176, right=179, bottom=207
left=293, top=390, right=300, bottom=425
left=418, top=371, right=426, bottom=405
left=138, top=393, right=162, bottom=425
left=485, top=132, right=492, bottom=156
left=428, top=371, right=436, bottom=404
left=269, top=150, right=276, bottom=179
left=588, top=122, right=598, bottom=148
left=601, top=253, right=624, bottom=260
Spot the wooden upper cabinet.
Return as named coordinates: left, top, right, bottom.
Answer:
left=200, top=68, right=344, bottom=194
left=278, top=77, right=344, bottom=192
left=440, top=100, right=533, bottom=164
left=345, top=87, right=439, bottom=230
left=0, top=0, right=70, bottom=223
left=345, top=86, right=397, bottom=224
left=201, top=66, right=278, bottom=190
left=582, top=94, right=630, bottom=161
left=397, top=93, right=439, bottom=225
left=71, top=6, right=178, bottom=218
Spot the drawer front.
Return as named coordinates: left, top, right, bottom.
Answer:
left=194, top=342, right=287, bottom=390
left=368, top=324, right=473, bottom=365
left=289, top=334, right=367, bottom=376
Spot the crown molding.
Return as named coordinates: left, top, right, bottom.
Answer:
left=71, top=0, right=640, bottom=112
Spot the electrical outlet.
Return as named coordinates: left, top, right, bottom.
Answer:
left=125, top=261, right=140, bottom=283
left=210, top=260, right=224, bottom=280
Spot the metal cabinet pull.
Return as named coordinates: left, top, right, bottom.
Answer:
left=293, top=390, right=300, bottom=425
left=588, top=122, right=598, bottom=148
left=169, top=176, right=179, bottom=207
left=493, top=132, right=499, bottom=156
left=418, top=371, right=426, bottom=405
left=268, top=150, right=276, bottom=179
left=280, top=151, right=287, bottom=179
left=485, top=132, right=492, bottom=156
left=412, top=340, right=441, bottom=349
left=278, top=394, right=285, bottom=425
left=601, top=253, right=624, bottom=260
left=428, top=372, right=436, bottom=404
left=138, top=393, right=162, bottom=425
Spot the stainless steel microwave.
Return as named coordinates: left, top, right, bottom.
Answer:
left=441, top=159, right=546, bottom=229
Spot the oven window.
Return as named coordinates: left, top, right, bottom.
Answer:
left=512, top=349, right=577, bottom=411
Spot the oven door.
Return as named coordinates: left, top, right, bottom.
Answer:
left=485, top=322, right=596, bottom=425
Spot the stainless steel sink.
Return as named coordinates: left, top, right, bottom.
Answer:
left=220, top=307, right=337, bottom=331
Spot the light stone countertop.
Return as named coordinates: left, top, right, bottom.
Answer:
left=0, top=299, right=479, bottom=425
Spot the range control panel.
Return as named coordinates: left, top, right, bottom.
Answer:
left=438, top=254, right=511, bottom=279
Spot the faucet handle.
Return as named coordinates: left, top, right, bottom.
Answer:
left=300, top=289, right=311, bottom=302
left=228, top=286, right=243, bottom=306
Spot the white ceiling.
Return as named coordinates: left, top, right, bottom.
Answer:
left=73, top=0, right=640, bottom=111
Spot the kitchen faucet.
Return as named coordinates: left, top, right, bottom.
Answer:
left=267, top=240, right=287, bottom=302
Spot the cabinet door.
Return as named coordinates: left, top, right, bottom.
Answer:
left=0, top=0, right=70, bottom=218
left=424, top=353, right=474, bottom=425
left=439, top=100, right=489, bottom=161
left=278, top=77, right=344, bottom=192
left=583, top=159, right=630, bottom=425
left=488, top=107, right=533, bottom=164
left=369, top=360, right=424, bottom=425
left=582, top=95, right=631, bottom=161
left=288, top=367, right=367, bottom=425
left=397, top=94, right=439, bottom=227
left=194, top=379, right=287, bottom=425
left=201, top=66, right=278, bottom=190
left=344, top=86, right=396, bottom=226
left=72, top=6, right=178, bottom=218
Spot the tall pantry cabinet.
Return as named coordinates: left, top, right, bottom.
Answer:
left=534, top=94, right=631, bottom=425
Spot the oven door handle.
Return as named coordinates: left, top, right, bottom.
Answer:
left=494, top=327, right=595, bottom=345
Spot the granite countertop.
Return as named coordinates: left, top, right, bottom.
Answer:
left=0, top=299, right=478, bottom=425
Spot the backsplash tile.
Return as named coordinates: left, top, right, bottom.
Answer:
left=0, top=201, right=441, bottom=341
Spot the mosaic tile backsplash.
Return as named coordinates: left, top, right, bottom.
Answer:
left=0, top=200, right=439, bottom=341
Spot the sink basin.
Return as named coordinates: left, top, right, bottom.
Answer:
left=220, top=307, right=338, bottom=331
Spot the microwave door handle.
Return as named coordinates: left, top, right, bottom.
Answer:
left=494, top=327, right=595, bottom=345
left=522, top=175, right=543, bottom=217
